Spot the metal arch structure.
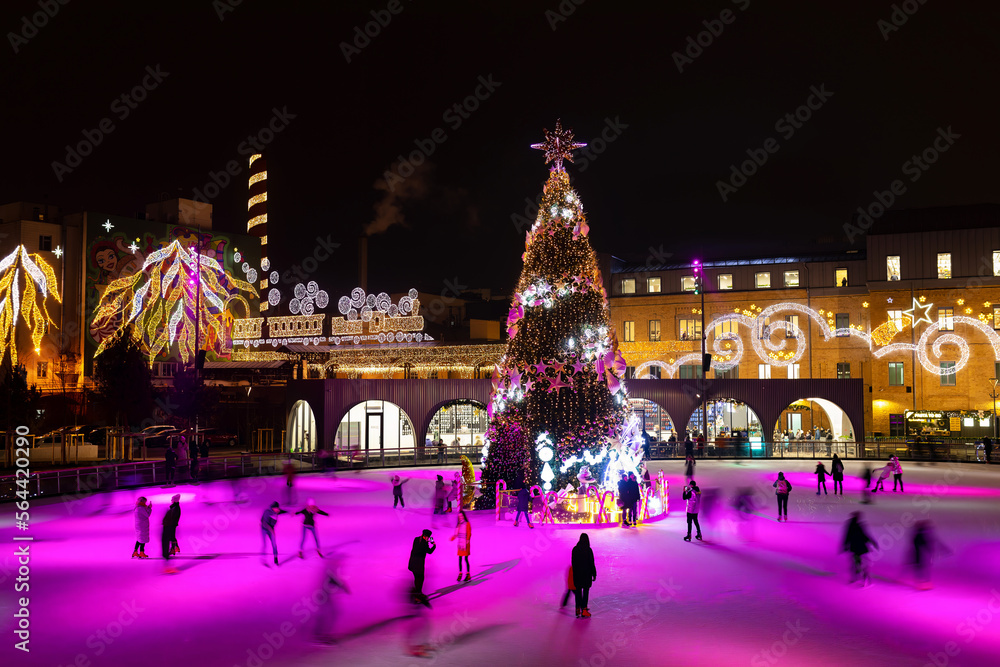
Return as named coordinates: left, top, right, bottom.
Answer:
left=623, top=378, right=865, bottom=443
left=285, top=379, right=493, bottom=451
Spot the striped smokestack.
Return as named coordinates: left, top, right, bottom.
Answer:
left=247, top=153, right=268, bottom=253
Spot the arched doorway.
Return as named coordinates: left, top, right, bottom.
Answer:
left=775, top=398, right=857, bottom=441
left=335, top=400, right=416, bottom=457
left=687, top=399, right=763, bottom=449
left=286, top=400, right=317, bottom=452
left=427, top=400, right=488, bottom=449
left=627, top=398, right=675, bottom=442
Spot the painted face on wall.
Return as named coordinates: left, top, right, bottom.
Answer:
left=95, top=248, right=118, bottom=275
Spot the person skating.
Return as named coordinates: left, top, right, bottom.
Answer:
left=514, top=486, right=534, bottom=528
left=831, top=454, right=845, bottom=495
left=684, top=435, right=694, bottom=459
left=433, top=475, right=445, bottom=515
left=684, top=456, right=696, bottom=484
left=450, top=510, right=472, bottom=582
left=164, top=446, right=177, bottom=485
left=871, top=464, right=891, bottom=493
left=391, top=474, right=409, bottom=508
left=890, top=455, right=904, bottom=492
left=814, top=461, right=829, bottom=495
left=296, top=499, right=329, bottom=559
left=773, top=472, right=792, bottom=522
left=445, top=475, right=459, bottom=513
left=408, top=529, right=437, bottom=604
left=161, top=494, right=181, bottom=574
left=842, top=511, right=877, bottom=587
left=132, top=497, right=152, bottom=559
left=984, top=436, right=993, bottom=464
left=571, top=533, right=596, bottom=618
left=861, top=465, right=873, bottom=504
left=261, top=501, right=288, bottom=567
left=682, top=480, right=703, bottom=541
left=910, top=520, right=951, bottom=590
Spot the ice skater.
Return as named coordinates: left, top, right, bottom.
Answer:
left=261, top=501, right=288, bottom=567
left=296, top=499, right=329, bottom=559
left=132, top=497, right=152, bottom=559
left=514, top=486, right=534, bottom=528
left=871, top=463, right=891, bottom=493
left=164, top=446, right=177, bottom=485
left=161, top=494, right=181, bottom=574
left=860, top=465, right=873, bottom=504
left=313, top=555, right=351, bottom=644
left=773, top=472, right=792, bottom=522
left=627, top=472, right=641, bottom=526
left=446, top=473, right=460, bottom=512
left=682, top=480, right=702, bottom=541
left=433, top=475, right=445, bottom=515
left=571, top=533, right=596, bottom=618
left=408, top=529, right=437, bottom=603
left=391, top=474, right=410, bottom=508
left=891, top=455, right=904, bottom=492
left=450, top=510, right=472, bottom=582
left=814, top=461, right=829, bottom=495
left=283, top=458, right=297, bottom=505
left=831, top=454, right=845, bottom=495
left=910, top=520, right=950, bottom=590
left=684, top=456, right=696, bottom=484
left=842, top=511, right=877, bottom=587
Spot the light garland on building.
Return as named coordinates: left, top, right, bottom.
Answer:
left=0, top=245, right=61, bottom=365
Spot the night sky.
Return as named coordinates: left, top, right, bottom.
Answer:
left=2, top=0, right=997, bottom=297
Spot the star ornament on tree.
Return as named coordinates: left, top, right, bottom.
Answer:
left=531, top=119, right=586, bottom=172
left=903, top=297, right=934, bottom=327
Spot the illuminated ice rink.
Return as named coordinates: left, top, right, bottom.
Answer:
left=3, top=460, right=999, bottom=667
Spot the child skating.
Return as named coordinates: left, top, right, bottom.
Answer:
left=450, top=510, right=472, bottom=582
left=391, top=475, right=410, bottom=508
left=814, top=461, right=829, bottom=495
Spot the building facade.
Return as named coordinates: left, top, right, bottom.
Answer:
left=608, top=205, right=1000, bottom=439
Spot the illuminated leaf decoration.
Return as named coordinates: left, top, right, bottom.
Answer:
left=0, top=245, right=62, bottom=366
left=93, top=240, right=259, bottom=365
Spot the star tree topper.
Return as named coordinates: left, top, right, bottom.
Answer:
left=530, top=119, right=586, bottom=172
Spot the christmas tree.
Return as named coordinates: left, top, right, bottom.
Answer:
left=477, top=121, right=633, bottom=509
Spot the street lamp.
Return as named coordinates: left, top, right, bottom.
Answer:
left=989, top=378, right=999, bottom=440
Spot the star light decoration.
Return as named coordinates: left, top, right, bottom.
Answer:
left=0, top=245, right=61, bottom=365
left=53, top=246, right=63, bottom=258
left=128, top=242, right=140, bottom=254
left=103, top=219, right=114, bottom=233
left=903, top=297, right=935, bottom=327
left=93, top=240, right=258, bottom=365
left=530, top=119, right=586, bottom=172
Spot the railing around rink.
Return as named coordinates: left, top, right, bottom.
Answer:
left=0, top=440, right=990, bottom=503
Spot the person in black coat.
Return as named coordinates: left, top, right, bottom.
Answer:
left=684, top=436, right=694, bottom=459
left=514, top=487, right=534, bottom=528
left=617, top=474, right=629, bottom=526
left=161, top=494, right=181, bottom=574
left=984, top=436, right=993, bottom=464
left=842, top=511, right=877, bottom=586
left=571, top=533, right=596, bottom=618
left=261, top=501, right=288, bottom=566
left=627, top=473, right=641, bottom=525
left=164, top=446, right=177, bottom=485
left=831, top=454, right=845, bottom=495
left=408, top=529, right=437, bottom=601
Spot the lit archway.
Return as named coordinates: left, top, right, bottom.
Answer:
left=335, top=400, right=416, bottom=455
left=427, top=400, right=488, bottom=449
left=286, top=400, right=317, bottom=453
left=687, top=399, right=763, bottom=446
left=774, top=398, right=857, bottom=441
left=627, top=398, right=675, bottom=441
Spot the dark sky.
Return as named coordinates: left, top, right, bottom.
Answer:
left=2, top=0, right=997, bottom=297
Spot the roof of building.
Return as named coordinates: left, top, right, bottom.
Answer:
left=867, top=203, right=999, bottom=235
left=612, top=252, right=866, bottom=273
left=203, top=361, right=288, bottom=369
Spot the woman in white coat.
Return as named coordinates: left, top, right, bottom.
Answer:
left=132, top=497, right=152, bottom=558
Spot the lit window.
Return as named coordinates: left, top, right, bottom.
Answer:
left=785, top=315, right=799, bottom=338
left=888, top=362, right=904, bottom=386
left=835, top=268, right=848, bottom=287
left=940, top=361, right=956, bottom=386
left=621, top=279, right=635, bottom=294
left=788, top=363, right=800, bottom=379
left=758, top=364, right=771, bottom=379
left=938, top=308, right=954, bottom=331
left=887, top=256, right=901, bottom=281
left=681, top=276, right=695, bottom=292
left=647, top=277, right=661, bottom=293
left=623, top=321, right=635, bottom=342
left=36, top=361, right=48, bottom=379
left=994, top=251, right=1000, bottom=277
left=756, top=272, right=771, bottom=288
left=888, top=310, right=903, bottom=330
left=714, top=319, right=737, bottom=337
left=994, top=306, right=1000, bottom=330
left=837, top=362, right=851, bottom=379
left=679, top=319, right=701, bottom=340
left=718, top=274, right=733, bottom=290
left=648, top=320, right=661, bottom=342
left=783, top=271, right=799, bottom=287
left=625, top=366, right=636, bottom=379
left=835, top=313, right=849, bottom=335
left=937, top=253, right=951, bottom=279
left=756, top=315, right=770, bottom=339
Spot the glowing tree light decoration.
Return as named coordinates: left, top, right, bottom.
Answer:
left=0, top=245, right=61, bottom=365
left=478, top=121, right=630, bottom=509
left=93, top=240, right=258, bottom=365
